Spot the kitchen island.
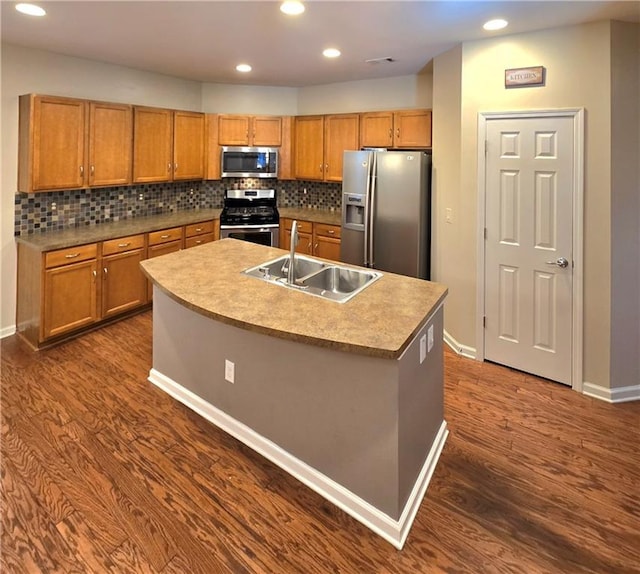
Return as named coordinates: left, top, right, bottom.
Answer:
left=141, top=238, right=448, bottom=549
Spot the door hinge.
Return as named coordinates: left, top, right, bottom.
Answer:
left=484, top=140, right=488, bottom=155
left=483, top=316, right=486, bottom=328
left=484, top=228, right=488, bottom=239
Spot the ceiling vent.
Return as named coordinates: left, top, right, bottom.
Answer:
left=365, top=57, right=395, bottom=65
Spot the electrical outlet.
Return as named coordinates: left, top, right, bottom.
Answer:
left=225, top=359, right=235, bottom=384
left=420, top=334, right=427, bottom=364
left=428, top=325, right=434, bottom=352
left=445, top=208, right=453, bottom=224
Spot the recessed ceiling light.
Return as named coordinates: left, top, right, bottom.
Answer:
left=323, top=48, right=341, bottom=59
left=483, top=19, right=508, bottom=31
left=236, top=64, right=252, bottom=73
left=280, top=1, right=305, bottom=16
left=16, top=3, right=46, bottom=16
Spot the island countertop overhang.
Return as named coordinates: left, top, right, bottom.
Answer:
left=140, top=238, right=448, bottom=359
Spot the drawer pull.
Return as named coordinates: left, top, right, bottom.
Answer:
left=195, top=227, right=203, bottom=232
left=117, top=242, right=131, bottom=248
left=195, top=240, right=202, bottom=245
left=64, top=253, right=80, bottom=259
left=160, top=234, right=170, bottom=239
left=327, top=229, right=335, bottom=235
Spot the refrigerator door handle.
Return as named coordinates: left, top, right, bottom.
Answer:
left=368, top=154, right=377, bottom=268
left=363, top=154, right=372, bottom=267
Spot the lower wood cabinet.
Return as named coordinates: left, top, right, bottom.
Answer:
left=101, top=235, right=147, bottom=319
left=42, top=245, right=99, bottom=340
left=16, top=218, right=220, bottom=349
left=184, top=220, right=217, bottom=248
left=280, top=218, right=341, bottom=261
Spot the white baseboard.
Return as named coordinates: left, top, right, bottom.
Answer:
left=443, top=330, right=476, bottom=359
left=0, top=325, right=16, bottom=339
left=583, top=381, right=640, bottom=403
left=148, top=368, right=448, bottom=550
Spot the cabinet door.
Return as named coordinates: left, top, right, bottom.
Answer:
left=32, top=96, right=86, bottom=192
left=102, top=249, right=147, bottom=318
left=294, top=116, right=324, bottom=180
left=314, top=235, right=341, bottom=261
left=218, top=115, right=250, bottom=145
left=174, top=111, right=205, bottom=180
left=252, top=116, right=282, bottom=146
left=133, top=107, right=173, bottom=183
left=394, top=110, right=432, bottom=148
left=284, top=229, right=313, bottom=255
left=147, top=240, right=182, bottom=300
left=324, top=113, right=360, bottom=182
left=89, top=102, right=132, bottom=187
left=359, top=111, right=394, bottom=148
left=43, top=260, right=98, bottom=339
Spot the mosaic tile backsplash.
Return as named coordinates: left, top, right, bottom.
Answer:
left=14, top=179, right=342, bottom=236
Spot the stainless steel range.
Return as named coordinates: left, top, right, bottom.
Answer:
left=220, top=189, right=279, bottom=247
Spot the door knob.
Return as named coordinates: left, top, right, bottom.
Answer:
left=546, top=257, right=569, bottom=268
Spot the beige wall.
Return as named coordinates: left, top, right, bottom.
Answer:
left=433, top=20, right=639, bottom=390
left=609, top=21, right=640, bottom=389
left=201, top=83, right=298, bottom=115
left=297, top=73, right=433, bottom=115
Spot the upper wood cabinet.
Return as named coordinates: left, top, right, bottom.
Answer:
left=324, top=114, right=360, bottom=182
left=218, top=114, right=282, bottom=146
left=132, top=107, right=174, bottom=183
left=294, top=116, right=325, bottom=180
left=88, top=101, right=133, bottom=187
left=294, top=113, right=359, bottom=181
left=173, top=111, right=205, bottom=180
left=18, top=94, right=132, bottom=193
left=133, top=107, right=205, bottom=183
left=359, top=109, right=432, bottom=149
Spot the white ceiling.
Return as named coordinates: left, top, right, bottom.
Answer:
left=2, top=1, right=639, bottom=87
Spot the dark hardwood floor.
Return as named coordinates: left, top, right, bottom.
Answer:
left=2, top=311, right=639, bottom=573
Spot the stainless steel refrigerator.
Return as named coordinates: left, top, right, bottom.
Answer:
left=340, top=150, right=432, bottom=279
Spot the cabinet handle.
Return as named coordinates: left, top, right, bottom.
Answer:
left=396, top=128, right=400, bottom=138
left=160, top=234, right=170, bottom=239
left=117, top=242, right=131, bottom=248
left=319, top=165, right=323, bottom=172
left=327, top=229, right=335, bottom=235
left=195, top=227, right=203, bottom=232
left=167, top=163, right=172, bottom=172
left=103, top=267, right=108, bottom=275
left=325, top=164, right=328, bottom=171
left=64, top=253, right=80, bottom=259
left=195, top=240, right=202, bottom=245
left=308, top=242, right=313, bottom=250
left=314, top=243, right=318, bottom=251
left=90, top=165, right=95, bottom=175
left=389, top=128, right=393, bottom=139
left=92, top=270, right=97, bottom=278
left=174, top=163, right=178, bottom=172
left=79, top=165, right=84, bottom=176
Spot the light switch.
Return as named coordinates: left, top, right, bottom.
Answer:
left=420, top=334, right=427, bottom=364
left=427, top=325, right=434, bottom=352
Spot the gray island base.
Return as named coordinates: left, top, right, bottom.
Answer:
left=142, top=239, right=448, bottom=549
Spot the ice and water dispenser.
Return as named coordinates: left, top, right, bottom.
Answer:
left=342, top=193, right=366, bottom=230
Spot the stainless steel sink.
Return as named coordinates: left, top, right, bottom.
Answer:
left=243, top=255, right=381, bottom=303
left=244, top=255, right=327, bottom=281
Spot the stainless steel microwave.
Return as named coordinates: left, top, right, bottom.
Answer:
left=221, top=146, right=278, bottom=178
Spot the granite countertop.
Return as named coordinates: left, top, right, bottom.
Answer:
left=15, top=207, right=340, bottom=252
left=140, top=238, right=447, bottom=359
left=16, top=209, right=222, bottom=251
left=279, top=207, right=341, bottom=226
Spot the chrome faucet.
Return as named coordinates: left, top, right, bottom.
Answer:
left=288, top=220, right=299, bottom=285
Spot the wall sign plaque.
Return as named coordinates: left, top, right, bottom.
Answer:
left=505, top=66, right=545, bottom=88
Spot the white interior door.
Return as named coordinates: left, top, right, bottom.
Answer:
left=483, top=115, right=575, bottom=385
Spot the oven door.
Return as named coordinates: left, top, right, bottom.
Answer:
left=220, top=225, right=279, bottom=248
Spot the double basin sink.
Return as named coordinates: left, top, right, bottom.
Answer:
left=243, top=255, right=382, bottom=303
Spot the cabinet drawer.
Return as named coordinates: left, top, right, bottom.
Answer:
left=185, top=221, right=214, bottom=238
left=45, top=244, right=97, bottom=269
left=284, top=219, right=313, bottom=234
left=102, top=234, right=145, bottom=256
left=148, top=227, right=183, bottom=246
left=185, top=233, right=215, bottom=249
left=314, top=223, right=341, bottom=239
